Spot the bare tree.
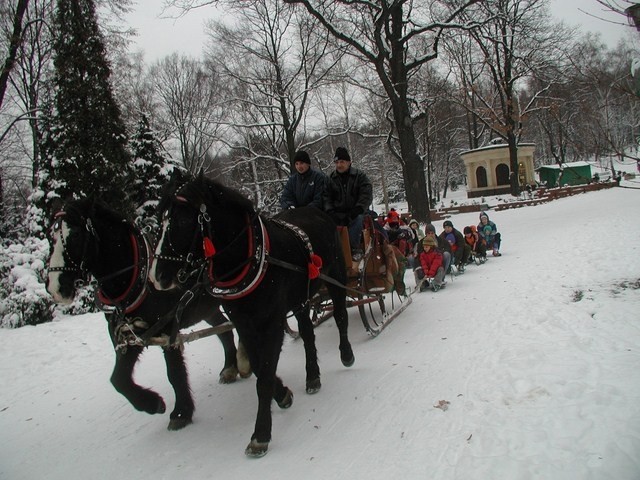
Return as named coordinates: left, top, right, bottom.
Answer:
left=455, top=0, right=571, bottom=195
left=149, top=53, right=226, bottom=173
left=281, top=0, right=481, bottom=222
left=204, top=0, right=341, bottom=176
left=0, top=0, right=29, bottom=110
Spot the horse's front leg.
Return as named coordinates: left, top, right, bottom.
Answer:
left=294, top=305, right=321, bottom=394
left=163, top=345, right=195, bottom=430
left=110, top=346, right=167, bottom=415
left=243, top=323, right=291, bottom=458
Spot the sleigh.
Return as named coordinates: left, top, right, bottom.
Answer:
left=309, top=215, right=412, bottom=337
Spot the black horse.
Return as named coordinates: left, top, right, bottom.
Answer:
left=46, top=198, right=249, bottom=431
left=150, top=173, right=354, bottom=457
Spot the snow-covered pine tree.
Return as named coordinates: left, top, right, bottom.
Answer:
left=39, top=0, right=134, bottom=218
left=129, top=114, right=174, bottom=236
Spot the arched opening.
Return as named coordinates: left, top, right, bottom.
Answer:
left=476, top=166, right=488, bottom=188
left=495, top=163, right=510, bottom=185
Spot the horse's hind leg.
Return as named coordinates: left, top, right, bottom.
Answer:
left=110, top=346, right=167, bottom=415
left=327, top=283, right=355, bottom=367
left=294, top=305, right=321, bottom=394
left=207, top=307, right=248, bottom=382
left=216, top=329, right=240, bottom=384
left=163, top=346, right=195, bottom=431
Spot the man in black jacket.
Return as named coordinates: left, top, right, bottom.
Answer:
left=324, top=147, right=373, bottom=260
left=280, top=150, right=327, bottom=210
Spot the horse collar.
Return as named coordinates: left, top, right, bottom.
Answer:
left=206, top=215, right=270, bottom=300
left=96, top=226, right=151, bottom=315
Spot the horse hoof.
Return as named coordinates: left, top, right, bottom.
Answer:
left=239, top=368, right=253, bottom=379
left=155, top=398, right=166, bottom=414
left=245, top=439, right=269, bottom=458
left=340, top=346, right=355, bottom=367
left=219, top=367, right=239, bottom=384
left=167, top=415, right=192, bottom=431
left=276, top=388, right=293, bottom=409
left=306, top=378, right=321, bottom=394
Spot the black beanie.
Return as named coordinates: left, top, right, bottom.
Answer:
left=334, top=147, right=351, bottom=162
left=294, top=150, right=311, bottom=165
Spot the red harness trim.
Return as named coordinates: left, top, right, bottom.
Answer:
left=207, top=216, right=270, bottom=301
left=209, top=214, right=255, bottom=288
left=97, top=231, right=148, bottom=314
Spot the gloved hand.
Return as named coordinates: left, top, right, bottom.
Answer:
left=349, top=206, right=364, bottom=219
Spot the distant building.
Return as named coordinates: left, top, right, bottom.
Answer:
left=461, top=144, right=535, bottom=198
left=537, top=161, right=592, bottom=188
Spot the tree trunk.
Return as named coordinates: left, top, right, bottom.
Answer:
left=507, top=132, right=520, bottom=196
left=0, top=0, right=29, bottom=110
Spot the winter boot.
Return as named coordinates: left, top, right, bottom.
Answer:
left=492, top=248, right=501, bottom=257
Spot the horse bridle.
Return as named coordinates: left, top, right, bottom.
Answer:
left=154, top=200, right=214, bottom=284
left=49, top=209, right=151, bottom=314
left=48, top=212, right=96, bottom=288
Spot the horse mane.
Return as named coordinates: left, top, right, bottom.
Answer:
left=63, top=198, right=130, bottom=230
left=162, top=169, right=255, bottom=216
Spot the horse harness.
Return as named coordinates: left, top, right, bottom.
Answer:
left=156, top=197, right=332, bottom=305
left=49, top=208, right=180, bottom=351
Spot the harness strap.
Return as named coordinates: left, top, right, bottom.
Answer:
left=96, top=227, right=151, bottom=315
left=265, top=255, right=369, bottom=297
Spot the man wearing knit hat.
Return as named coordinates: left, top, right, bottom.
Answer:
left=280, top=150, right=328, bottom=210
left=324, top=147, right=372, bottom=261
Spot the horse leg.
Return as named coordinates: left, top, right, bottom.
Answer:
left=163, top=345, right=195, bottom=431
left=216, top=329, right=240, bottom=384
left=204, top=307, right=240, bottom=383
left=294, top=305, right=321, bottom=394
left=241, top=322, right=290, bottom=458
left=327, top=282, right=355, bottom=367
left=237, top=339, right=252, bottom=378
left=110, top=346, right=167, bottom=415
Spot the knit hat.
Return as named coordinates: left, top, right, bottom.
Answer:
left=408, top=219, right=419, bottom=227
left=294, top=150, right=311, bottom=165
left=479, top=211, right=489, bottom=221
left=445, top=232, right=456, bottom=245
left=443, top=220, right=453, bottom=228
left=422, top=236, right=438, bottom=248
left=424, top=223, right=436, bottom=234
left=334, top=147, right=351, bottom=162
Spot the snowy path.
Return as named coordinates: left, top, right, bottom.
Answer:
left=1, top=188, right=639, bottom=480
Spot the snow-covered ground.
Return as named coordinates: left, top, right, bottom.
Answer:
left=1, top=184, right=639, bottom=480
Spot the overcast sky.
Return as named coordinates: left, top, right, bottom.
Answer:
left=124, top=0, right=634, bottom=62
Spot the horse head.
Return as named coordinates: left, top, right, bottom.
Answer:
left=46, top=199, right=101, bottom=304
left=150, top=172, right=257, bottom=293
left=46, top=199, right=143, bottom=307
